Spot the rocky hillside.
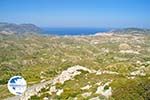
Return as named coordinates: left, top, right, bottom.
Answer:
left=0, top=22, right=42, bottom=35
left=0, top=33, right=150, bottom=100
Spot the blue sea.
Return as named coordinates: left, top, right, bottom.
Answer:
left=41, top=27, right=110, bottom=36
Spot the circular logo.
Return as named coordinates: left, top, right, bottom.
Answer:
left=7, top=76, right=27, bottom=96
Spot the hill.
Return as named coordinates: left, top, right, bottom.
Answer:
left=112, top=28, right=150, bottom=35
left=0, top=33, right=150, bottom=100
left=0, top=22, right=42, bottom=35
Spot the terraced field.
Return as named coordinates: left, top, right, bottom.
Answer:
left=0, top=33, right=150, bottom=100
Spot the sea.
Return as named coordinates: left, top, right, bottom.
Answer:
left=41, top=27, right=110, bottom=36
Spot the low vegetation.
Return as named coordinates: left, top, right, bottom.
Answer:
left=0, top=32, right=150, bottom=100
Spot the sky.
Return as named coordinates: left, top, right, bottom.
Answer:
left=0, top=0, right=150, bottom=28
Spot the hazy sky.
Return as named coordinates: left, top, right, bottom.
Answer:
left=0, top=0, right=150, bottom=28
